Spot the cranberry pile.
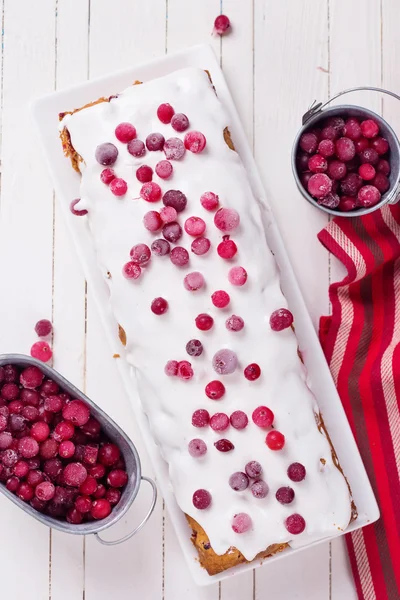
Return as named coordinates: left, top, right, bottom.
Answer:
left=297, top=115, right=391, bottom=212
left=0, top=363, right=127, bottom=524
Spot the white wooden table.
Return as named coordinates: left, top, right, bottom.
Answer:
left=0, top=0, right=395, bottom=597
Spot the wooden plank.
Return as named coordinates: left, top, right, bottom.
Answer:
left=0, top=1, right=56, bottom=599
left=381, top=0, right=400, bottom=137
left=50, top=1, right=89, bottom=599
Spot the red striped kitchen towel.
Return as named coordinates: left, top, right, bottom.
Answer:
left=318, top=203, right=400, bottom=600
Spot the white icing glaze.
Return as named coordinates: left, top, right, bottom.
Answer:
left=61, top=68, right=352, bottom=561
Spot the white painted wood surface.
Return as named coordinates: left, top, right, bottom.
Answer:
left=0, top=0, right=396, bottom=598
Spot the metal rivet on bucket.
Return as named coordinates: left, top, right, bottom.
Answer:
left=292, top=86, right=400, bottom=216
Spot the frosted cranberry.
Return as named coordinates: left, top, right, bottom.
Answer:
left=184, top=272, right=205, bottom=291
left=106, top=488, right=121, bottom=505
left=335, top=137, right=356, bottom=162
left=89, top=464, right=106, bottom=479
left=285, top=513, right=306, bottom=535
left=322, top=125, right=339, bottom=141
left=252, top=406, right=274, bottom=428
left=177, top=361, right=194, bottom=380
left=199, top=193, right=219, bottom=216
left=164, top=137, right=186, bottom=160
left=163, top=222, right=183, bottom=243
left=151, top=239, right=170, bottom=256
left=157, top=103, right=174, bottom=124
left=192, top=409, right=210, bottom=428
left=228, top=266, right=247, bottom=286
left=188, top=439, right=207, bottom=457
left=44, top=395, right=63, bottom=413
left=232, top=512, right=252, bottom=534
left=360, top=119, right=379, bottom=139
left=63, top=463, right=88, bottom=487
left=9, top=400, right=23, bottom=414
left=164, top=360, right=178, bottom=376
left=270, top=308, right=294, bottom=331
left=185, top=216, right=206, bottom=237
left=266, top=430, right=285, bottom=450
left=100, top=168, right=115, bottom=185
left=354, top=137, right=369, bottom=153
left=95, top=143, right=118, bottom=166
left=245, top=461, right=262, bottom=479
left=319, top=192, right=339, bottom=209
left=62, top=400, right=90, bottom=427
left=299, top=132, right=318, bottom=154
left=251, top=480, right=269, bottom=499
left=377, top=159, right=390, bottom=176
left=20, top=366, right=44, bottom=390
left=4, top=365, right=19, bottom=383
left=1, top=383, right=19, bottom=400
left=308, top=154, right=327, bottom=173
left=59, top=441, right=75, bottom=459
left=205, top=380, right=225, bottom=400
left=146, top=133, right=165, bottom=151
left=159, top=206, right=177, bottom=223
left=214, top=208, right=240, bottom=232
left=66, top=508, right=83, bottom=524
left=30, top=497, right=46, bottom=512
left=6, top=476, right=20, bottom=492
left=171, top=113, right=189, bottom=132
left=110, top=177, right=128, bottom=196
left=230, top=410, right=248, bottom=430
left=225, top=315, right=244, bottom=333
left=99, top=443, right=120, bottom=467
left=339, top=196, right=357, bottom=212
left=83, top=445, right=98, bottom=466
left=184, top=131, right=206, bottom=153
left=20, top=389, right=40, bottom=407
left=30, top=341, right=52, bottom=363
left=191, top=237, right=211, bottom=256
left=359, top=147, right=379, bottom=166
left=276, top=486, right=295, bottom=504
left=92, top=498, right=112, bottom=519
left=79, top=476, right=97, bottom=496
left=40, top=379, right=60, bottom=396
left=163, top=189, right=187, bottom=212
left=140, top=181, right=162, bottom=202
left=53, top=421, right=75, bottom=441
left=359, top=163, right=376, bottom=181
left=244, top=363, right=261, bottom=381
left=3, top=450, right=18, bottom=468
left=0, top=415, right=7, bottom=432
left=14, top=460, right=29, bottom=478
left=17, top=482, right=34, bottom=502
left=115, top=122, right=136, bottom=143
left=143, top=210, right=162, bottom=233
left=213, top=349, right=238, bottom=375
left=372, top=173, right=390, bottom=194
left=40, top=438, right=59, bottom=460
left=35, top=481, right=55, bottom=502
left=171, top=247, right=189, bottom=266
left=18, top=437, right=39, bottom=458
left=211, top=290, right=230, bottom=308
left=130, top=242, right=152, bottom=265
left=186, top=339, right=203, bottom=357
left=217, top=236, right=237, bottom=259
left=214, top=14, right=230, bottom=35
left=107, top=469, right=128, bottom=488
left=75, top=495, right=92, bottom=513
left=44, top=458, right=63, bottom=480
left=151, top=297, right=168, bottom=315
left=229, top=472, right=249, bottom=491
left=127, top=138, right=146, bottom=157
left=123, top=262, right=141, bottom=279
left=340, top=173, right=363, bottom=196
left=327, top=116, right=345, bottom=133
left=210, top=413, right=229, bottom=432
left=343, top=118, right=362, bottom=141
left=308, top=173, right=333, bottom=198
left=317, top=139, right=335, bottom=158
left=192, top=488, right=211, bottom=510
left=9, top=414, right=26, bottom=432
left=287, top=462, right=306, bottom=482
left=136, top=165, right=153, bottom=183
left=30, top=422, right=49, bottom=443
left=0, top=432, right=12, bottom=450
left=26, top=457, right=41, bottom=470
left=156, top=160, right=173, bottom=179
left=358, top=185, right=381, bottom=208
left=26, top=469, right=44, bottom=487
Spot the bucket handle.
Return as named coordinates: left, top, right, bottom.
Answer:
left=302, top=86, right=400, bottom=125
left=94, top=476, right=157, bottom=546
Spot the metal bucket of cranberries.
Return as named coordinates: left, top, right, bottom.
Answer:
left=0, top=354, right=157, bottom=545
left=292, top=86, right=400, bottom=215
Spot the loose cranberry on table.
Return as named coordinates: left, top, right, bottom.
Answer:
left=30, top=341, right=52, bottom=363
left=214, top=14, right=231, bottom=36
left=34, top=319, right=53, bottom=338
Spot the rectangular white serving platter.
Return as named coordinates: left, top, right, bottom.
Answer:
left=31, top=43, right=379, bottom=586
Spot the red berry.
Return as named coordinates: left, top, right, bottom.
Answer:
left=20, top=366, right=44, bottom=389
left=205, top=381, right=225, bottom=400
left=192, top=489, right=211, bottom=510
left=130, top=243, right=151, bottom=265
left=110, top=178, right=128, bottom=197
left=370, top=136, right=389, bottom=155
left=357, top=185, right=381, bottom=208
left=252, top=406, right=274, bottom=428
left=136, top=165, right=153, bottom=183
left=321, top=125, right=339, bottom=141
left=26, top=469, right=45, bottom=487
left=184, top=272, right=205, bottom=291
left=354, top=137, right=369, bottom=153
left=270, top=308, right=293, bottom=331
left=143, top=210, right=162, bottom=232
left=211, top=290, right=230, bottom=308
left=186, top=339, right=203, bottom=357
left=79, top=475, right=98, bottom=495
left=244, top=363, right=261, bottom=381
left=164, top=138, right=185, bottom=160
left=157, top=103, right=174, bottom=124
left=151, top=297, right=168, bottom=315
left=200, top=192, right=219, bottom=211
left=75, top=495, right=92, bottom=513
left=95, top=143, right=118, bottom=166
left=225, top=315, right=244, bottom=332
left=192, top=409, right=210, bottom=428
left=214, top=439, right=234, bottom=452
left=127, top=139, right=146, bottom=157
left=100, top=168, right=115, bottom=185
left=213, top=349, right=238, bottom=375
left=335, top=137, right=356, bottom=162
left=318, top=139, right=335, bottom=158
left=40, top=438, right=59, bottom=459
left=195, top=314, right=214, bottom=331
left=155, top=160, right=173, bottom=179
left=177, top=361, right=194, bottom=380
left=140, top=182, right=162, bottom=202
left=0, top=432, right=12, bottom=449
left=3, top=365, right=19, bottom=383
left=343, top=118, right=362, bottom=141
left=214, top=14, right=230, bottom=36
left=188, top=439, right=207, bottom=458
left=163, top=189, right=187, bottom=212
left=358, top=163, right=376, bottom=181
left=327, top=160, right=347, bottom=181
left=6, top=476, right=20, bottom=492
left=338, top=196, right=357, bottom=212
left=232, top=513, right=252, bottom=534
left=210, top=413, right=229, bottom=432
left=123, top=262, right=141, bottom=279
left=217, top=236, right=237, bottom=259
left=1, top=383, right=19, bottom=400
left=66, top=508, right=83, bottom=524
left=307, top=173, right=332, bottom=198
left=251, top=480, right=269, bottom=499
left=98, top=443, right=120, bottom=467
left=89, top=464, right=106, bottom=479
left=20, top=389, right=40, bottom=406
left=230, top=410, right=248, bottom=430
left=30, top=341, right=52, bottom=363
left=44, top=395, right=63, bottom=413
left=63, top=463, right=88, bottom=487
left=151, top=239, right=170, bottom=257
left=59, top=441, right=75, bottom=459
left=266, top=430, right=285, bottom=450
left=326, top=116, right=345, bottom=134
left=288, top=462, right=306, bottom=482
left=340, top=173, right=363, bottom=196
left=17, top=482, right=34, bottom=502
left=184, top=131, right=206, bottom=153
left=14, top=460, right=29, bottom=478
left=35, top=481, right=55, bottom=501
left=40, top=379, right=60, bottom=396
left=372, top=173, right=390, bottom=194
left=299, top=132, right=318, bottom=154
left=163, top=221, right=183, bottom=244
left=191, top=237, right=211, bottom=256
left=31, top=422, right=50, bottom=443
left=106, top=488, right=121, bottom=505
left=93, top=484, right=106, bottom=499
left=360, top=119, right=379, bottom=139
left=107, top=469, right=128, bottom=488
left=164, top=360, right=178, bottom=376
left=160, top=206, right=177, bottom=223
left=171, top=113, right=189, bottom=132
left=185, top=216, right=206, bottom=237
left=91, top=498, right=112, bottom=520
left=377, top=159, right=390, bottom=176
left=170, top=247, right=189, bottom=267
left=285, top=514, right=306, bottom=535
left=359, top=148, right=379, bottom=166
left=62, top=400, right=90, bottom=427
left=214, top=208, right=240, bottom=232
left=115, top=122, right=136, bottom=143
left=18, top=437, right=39, bottom=458
left=276, top=486, right=295, bottom=504
left=34, top=319, right=53, bottom=338
left=146, top=133, right=165, bottom=151
left=228, top=266, right=247, bottom=286
left=308, top=154, right=327, bottom=173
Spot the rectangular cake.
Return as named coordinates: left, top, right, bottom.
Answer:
left=59, top=67, right=354, bottom=575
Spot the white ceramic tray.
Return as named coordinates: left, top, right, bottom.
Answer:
left=31, top=43, right=379, bottom=586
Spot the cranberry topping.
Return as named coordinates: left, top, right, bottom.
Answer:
left=285, top=514, right=306, bottom=535
left=95, top=143, right=118, bottom=166
left=232, top=513, right=252, bottom=534
left=136, top=165, right=153, bottom=183
left=162, top=221, right=183, bottom=244
left=171, top=113, right=189, bottom=132
left=151, top=239, right=170, bottom=257
left=188, top=439, right=207, bottom=458
left=195, top=314, right=214, bottom=331
left=210, top=413, right=229, bottom=432
left=191, top=409, right=210, bottom=428
left=245, top=461, right=262, bottom=478
left=162, top=189, right=187, bottom=213
left=146, top=133, right=165, bottom=151
left=252, top=406, right=274, bottom=428
left=191, top=237, right=211, bottom=256
left=185, top=216, right=206, bottom=237
left=143, top=210, right=162, bottom=232
left=115, top=122, right=136, bottom=143
left=122, top=262, right=141, bottom=280
left=157, top=103, right=175, bottom=124
left=266, top=430, right=285, bottom=450
left=200, top=192, right=219, bottom=211
left=225, top=315, right=244, bottom=332
left=270, top=308, right=293, bottom=331
left=230, top=410, right=248, bottom=430
left=217, top=236, right=237, bottom=259
left=186, top=339, right=203, bottom=357
left=214, top=208, right=240, bottom=232
left=177, top=361, right=194, bottom=380
left=170, top=247, right=189, bottom=267
left=164, top=360, right=178, bottom=377
left=276, top=486, right=295, bottom=504
left=251, top=480, right=269, bottom=499
left=155, top=160, right=173, bottom=179
left=205, top=381, right=225, bottom=400
left=164, top=138, right=185, bottom=160
left=192, top=489, right=211, bottom=509
left=184, top=131, right=206, bottom=153
left=211, top=290, right=230, bottom=308
left=229, top=472, right=249, bottom=491
left=287, top=462, right=306, bottom=482
left=127, top=139, right=146, bottom=157
left=228, top=266, right=247, bottom=286
left=214, top=439, right=234, bottom=452
left=212, top=349, right=238, bottom=374
left=151, top=297, right=168, bottom=315
left=140, top=182, right=162, bottom=202
left=244, top=363, right=261, bottom=381
left=184, top=272, right=205, bottom=291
